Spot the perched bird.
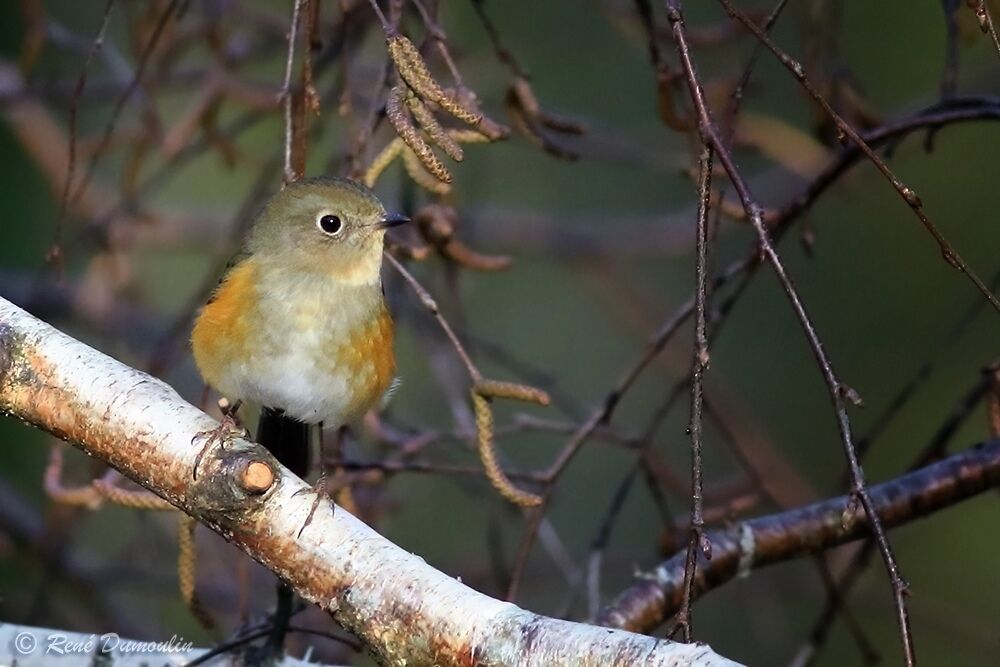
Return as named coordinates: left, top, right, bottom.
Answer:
left=190, top=177, right=407, bottom=480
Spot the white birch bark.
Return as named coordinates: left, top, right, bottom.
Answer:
left=0, top=297, right=740, bottom=667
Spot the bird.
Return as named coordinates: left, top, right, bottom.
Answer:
left=189, top=176, right=407, bottom=490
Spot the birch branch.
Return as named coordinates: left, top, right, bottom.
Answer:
left=0, top=297, right=739, bottom=667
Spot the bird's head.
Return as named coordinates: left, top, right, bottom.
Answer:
left=246, top=177, right=408, bottom=285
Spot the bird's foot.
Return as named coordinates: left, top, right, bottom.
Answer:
left=293, top=470, right=335, bottom=538
left=191, top=399, right=247, bottom=479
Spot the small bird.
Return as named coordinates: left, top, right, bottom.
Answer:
left=190, top=177, right=407, bottom=480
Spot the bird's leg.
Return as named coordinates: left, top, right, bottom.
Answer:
left=295, top=423, right=338, bottom=538
left=243, top=582, right=301, bottom=664
left=330, top=425, right=357, bottom=513
left=265, top=580, right=294, bottom=656
left=191, top=398, right=247, bottom=479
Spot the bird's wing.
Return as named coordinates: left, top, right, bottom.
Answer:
left=205, top=249, right=253, bottom=305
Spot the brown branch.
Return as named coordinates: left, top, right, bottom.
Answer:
left=596, top=437, right=1000, bottom=633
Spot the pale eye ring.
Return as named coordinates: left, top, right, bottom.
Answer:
left=318, top=213, right=343, bottom=235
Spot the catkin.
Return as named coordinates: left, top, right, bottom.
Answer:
left=386, top=83, right=452, bottom=184
left=177, top=515, right=216, bottom=629
left=407, top=90, right=464, bottom=162
left=388, top=34, right=484, bottom=128
left=472, top=392, right=542, bottom=507
left=475, top=379, right=551, bottom=406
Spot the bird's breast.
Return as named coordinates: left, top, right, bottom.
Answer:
left=196, top=265, right=396, bottom=425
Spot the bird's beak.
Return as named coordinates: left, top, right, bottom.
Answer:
left=378, top=212, right=410, bottom=229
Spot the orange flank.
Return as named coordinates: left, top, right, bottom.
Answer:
left=338, top=305, right=395, bottom=421
left=191, top=258, right=258, bottom=391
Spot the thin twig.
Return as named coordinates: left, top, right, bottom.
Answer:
left=51, top=0, right=117, bottom=274
left=675, top=144, right=714, bottom=641
left=469, top=0, right=527, bottom=78
left=385, top=253, right=547, bottom=505
left=974, top=0, right=1000, bottom=61
left=365, top=0, right=391, bottom=33
left=386, top=253, right=479, bottom=378
left=664, top=2, right=914, bottom=662
left=719, top=0, right=1000, bottom=315
left=721, top=0, right=789, bottom=135
left=71, top=0, right=179, bottom=210
left=851, top=266, right=1000, bottom=471
left=281, top=0, right=307, bottom=184
left=792, top=370, right=994, bottom=665
left=506, top=258, right=748, bottom=600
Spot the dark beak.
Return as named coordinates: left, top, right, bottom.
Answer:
left=379, top=212, right=410, bottom=229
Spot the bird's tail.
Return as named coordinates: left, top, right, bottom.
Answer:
left=256, top=407, right=311, bottom=478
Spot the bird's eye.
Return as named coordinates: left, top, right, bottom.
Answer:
left=318, top=214, right=343, bottom=235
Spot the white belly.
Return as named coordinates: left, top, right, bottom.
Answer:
left=252, top=353, right=350, bottom=425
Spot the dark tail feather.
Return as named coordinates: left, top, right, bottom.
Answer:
left=256, top=407, right=311, bottom=478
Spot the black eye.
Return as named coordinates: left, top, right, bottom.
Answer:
left=318, top=214, right=342, bottom=235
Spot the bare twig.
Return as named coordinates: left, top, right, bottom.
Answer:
left=71, top=0, right=179, bottom=213
left=791, top=366, right=995, bottom=665
left=719, top=0, right=1000, bottom=315
left=664, top=2, right=913, bottom=661
left=51, top=0, right=116, bottom=273
left=675, top=144, right=714, bottom=641
left=506, top=257, right=748, bottom=600
left=281, top=0, right=307, bottom=184
left=972, top=0, right=1000, bottom=61
left=385, top=254, right=549, bottom=506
